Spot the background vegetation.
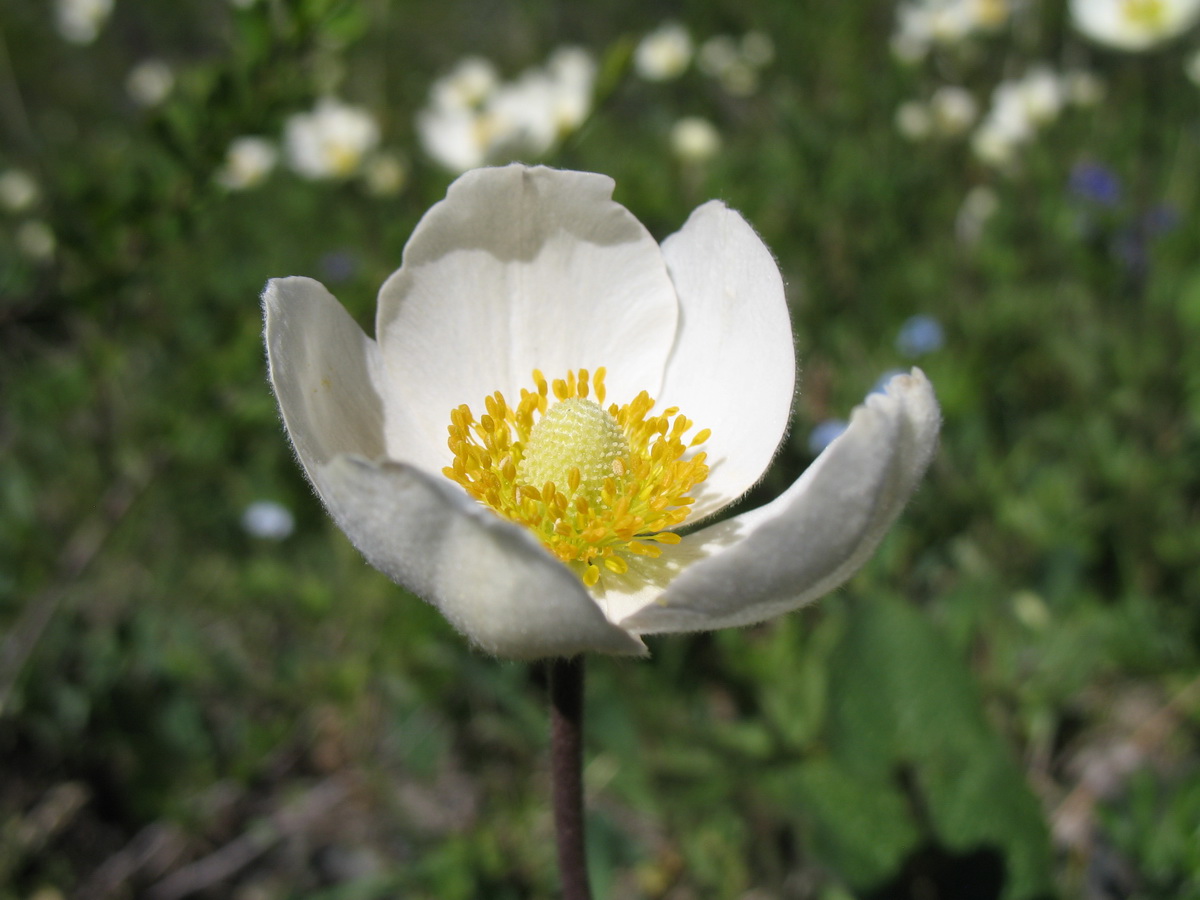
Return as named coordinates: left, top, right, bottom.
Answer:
left=2, top=1, right=1199, bottom=898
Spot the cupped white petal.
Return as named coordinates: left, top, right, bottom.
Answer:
left=263, top=277, right=394, bottom=473
left=315, top=455, right=648, bottom=659
left=619, top=369, right=939, bottom=634
left=1070, top=0, right=1200, bottom=50
left=657, top=201, right=795, bottom=520
left=375, top=165, right=679, bottom=470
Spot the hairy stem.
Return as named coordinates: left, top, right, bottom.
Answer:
left=549, top=655, right=592, bottom=900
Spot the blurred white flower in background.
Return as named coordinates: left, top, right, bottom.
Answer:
left=895, top=86, right=978, bottom=140
left=1063, top=69, right=1105, bottom=105
left=361, top=151, right=408, bottom=197
left=16, top=220, right=56, bottom=262
left=1070, top=0, right=1200, bottom=50
left=241, top=500, right=295, bottom=540
left=126, top=59, right=174, bottom=108
left=0, top=170, right=39, bottom=213
left=891, top=0, right=1010, bottom=61
left=285, top=98, right=380, bottom=180
left=970, top=66, right=1085, bottom=168
left=670, top=117, right=722, bottom=163
left=418, top=47, right=596, bottom=173
left=895, top=100, right=933, bottom=140
left=634, top=22, right=693, bottom=81
left=1012, top=65, right=1066, bottom=125
left=929, top=85, right=979, bottom=135
left=956, top=184, right=1000, bottom=244
left=697, top=32, right=775, bottom=96
left=55, top=0, right=113, bottom=44
left=429, top=56, right=498, bottom=111
left=216, top=136, right=278, bottom=190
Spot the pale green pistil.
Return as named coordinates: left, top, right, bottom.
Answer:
left=517, top=398, right=630, bottom=504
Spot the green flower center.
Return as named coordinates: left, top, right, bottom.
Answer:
left=1122, top=0, right=1166, bottom=27
left=517, top=398, right=631, bottom=506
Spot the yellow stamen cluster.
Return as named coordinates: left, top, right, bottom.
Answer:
left=1122, top=0, right=1166, bottom=27
left=443, top=368, right=711, bottom=588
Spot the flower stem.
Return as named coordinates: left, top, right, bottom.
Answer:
left=549, top=655, right=592, bottom=900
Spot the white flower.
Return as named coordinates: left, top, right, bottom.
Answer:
left=698, top=35, right=740, bottom=76
left=891, top=0, right=1011, bottom=59
left=216, top=136, right=278, bottom=190
left=0, top=170, right=39, bottom=213
left=55, top=0, right=113, bottom=44
left=1016, top=66, right=1065, bottom=125
left=1070, top=0, right=1200, bottom=50
left=634, top=22, right=694, bottom=81
left=429, top=57, right=499, bottom=111
left=897, top=86, right=979, bottom=140
left=361, top=152, right=408, bottom=197
left=895, top=101, right=934, bottom=140
left=971, top=66, right=1067, bottom=166
left=697, top=33, right=772, bottom=96
left=1063, top=69, right=1105, bottom=105
left=284, top=98, right=380, bottom=180
left=740, top=31, right=776, bottom=67
left=126, top=59, right=174, bottom=108
left=971, top=121, right=1020, bottom=166
left=263, top=166, right=939, bottom=659
left=670, top=117, right=721, bottom=163
left=956, top=185, right=1000, bottom=244
left=929, top=85, right=978, bottom=135
left=544, top=46, right=597, bottom=133
left=418, top=49, right=596, bottom=173
left=16, top=220, right=55, bottom=261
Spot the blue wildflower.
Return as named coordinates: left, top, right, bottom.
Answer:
left=807, top=419, right=848, bottom=456
left=1068, top=162, right=1121, bottom=207
left=242, top=500, right=295, bottom=540
left=319, top=250, right=358, bottom=283
left=895, top=314, right=944, bottom=358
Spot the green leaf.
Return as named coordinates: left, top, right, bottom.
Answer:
left=820, top=595, right=1054, bottom=900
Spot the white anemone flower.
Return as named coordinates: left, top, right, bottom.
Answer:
left=1070, top=0, right=1200, bottom=50
left=284, top=98, right=380, bottom=180
left=216, top=136, right=278, bottom=190
left=263, top=165, right=939, bottom=659
left=126, top=59, right=174, bottom=108
left=634, top=22, right=694, bottom=81
left=670, top=117, right=722, bottom=163
left=418, top=48, right=596, bottom=174
left=55, top=0, right=113, bottom=45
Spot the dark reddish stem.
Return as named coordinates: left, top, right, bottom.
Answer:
left=549, top=655, right=592, bottom=900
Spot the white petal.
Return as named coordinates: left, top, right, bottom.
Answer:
left=375, top=165, right=679, bottom=470
left=657, top=201, right=795, bottom=520
left=315, top=455, right=648, bottom=659
left=620, top=370, right=939, bottom=634
left=1070, top=0, right=1200, bottom=50
left=263, top=276, right=394, bottom=474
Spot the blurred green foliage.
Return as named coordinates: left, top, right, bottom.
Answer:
left=2, top=1, right=1200, bottom=898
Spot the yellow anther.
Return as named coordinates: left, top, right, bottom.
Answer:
left=443, top=368, right=710, bottom=589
